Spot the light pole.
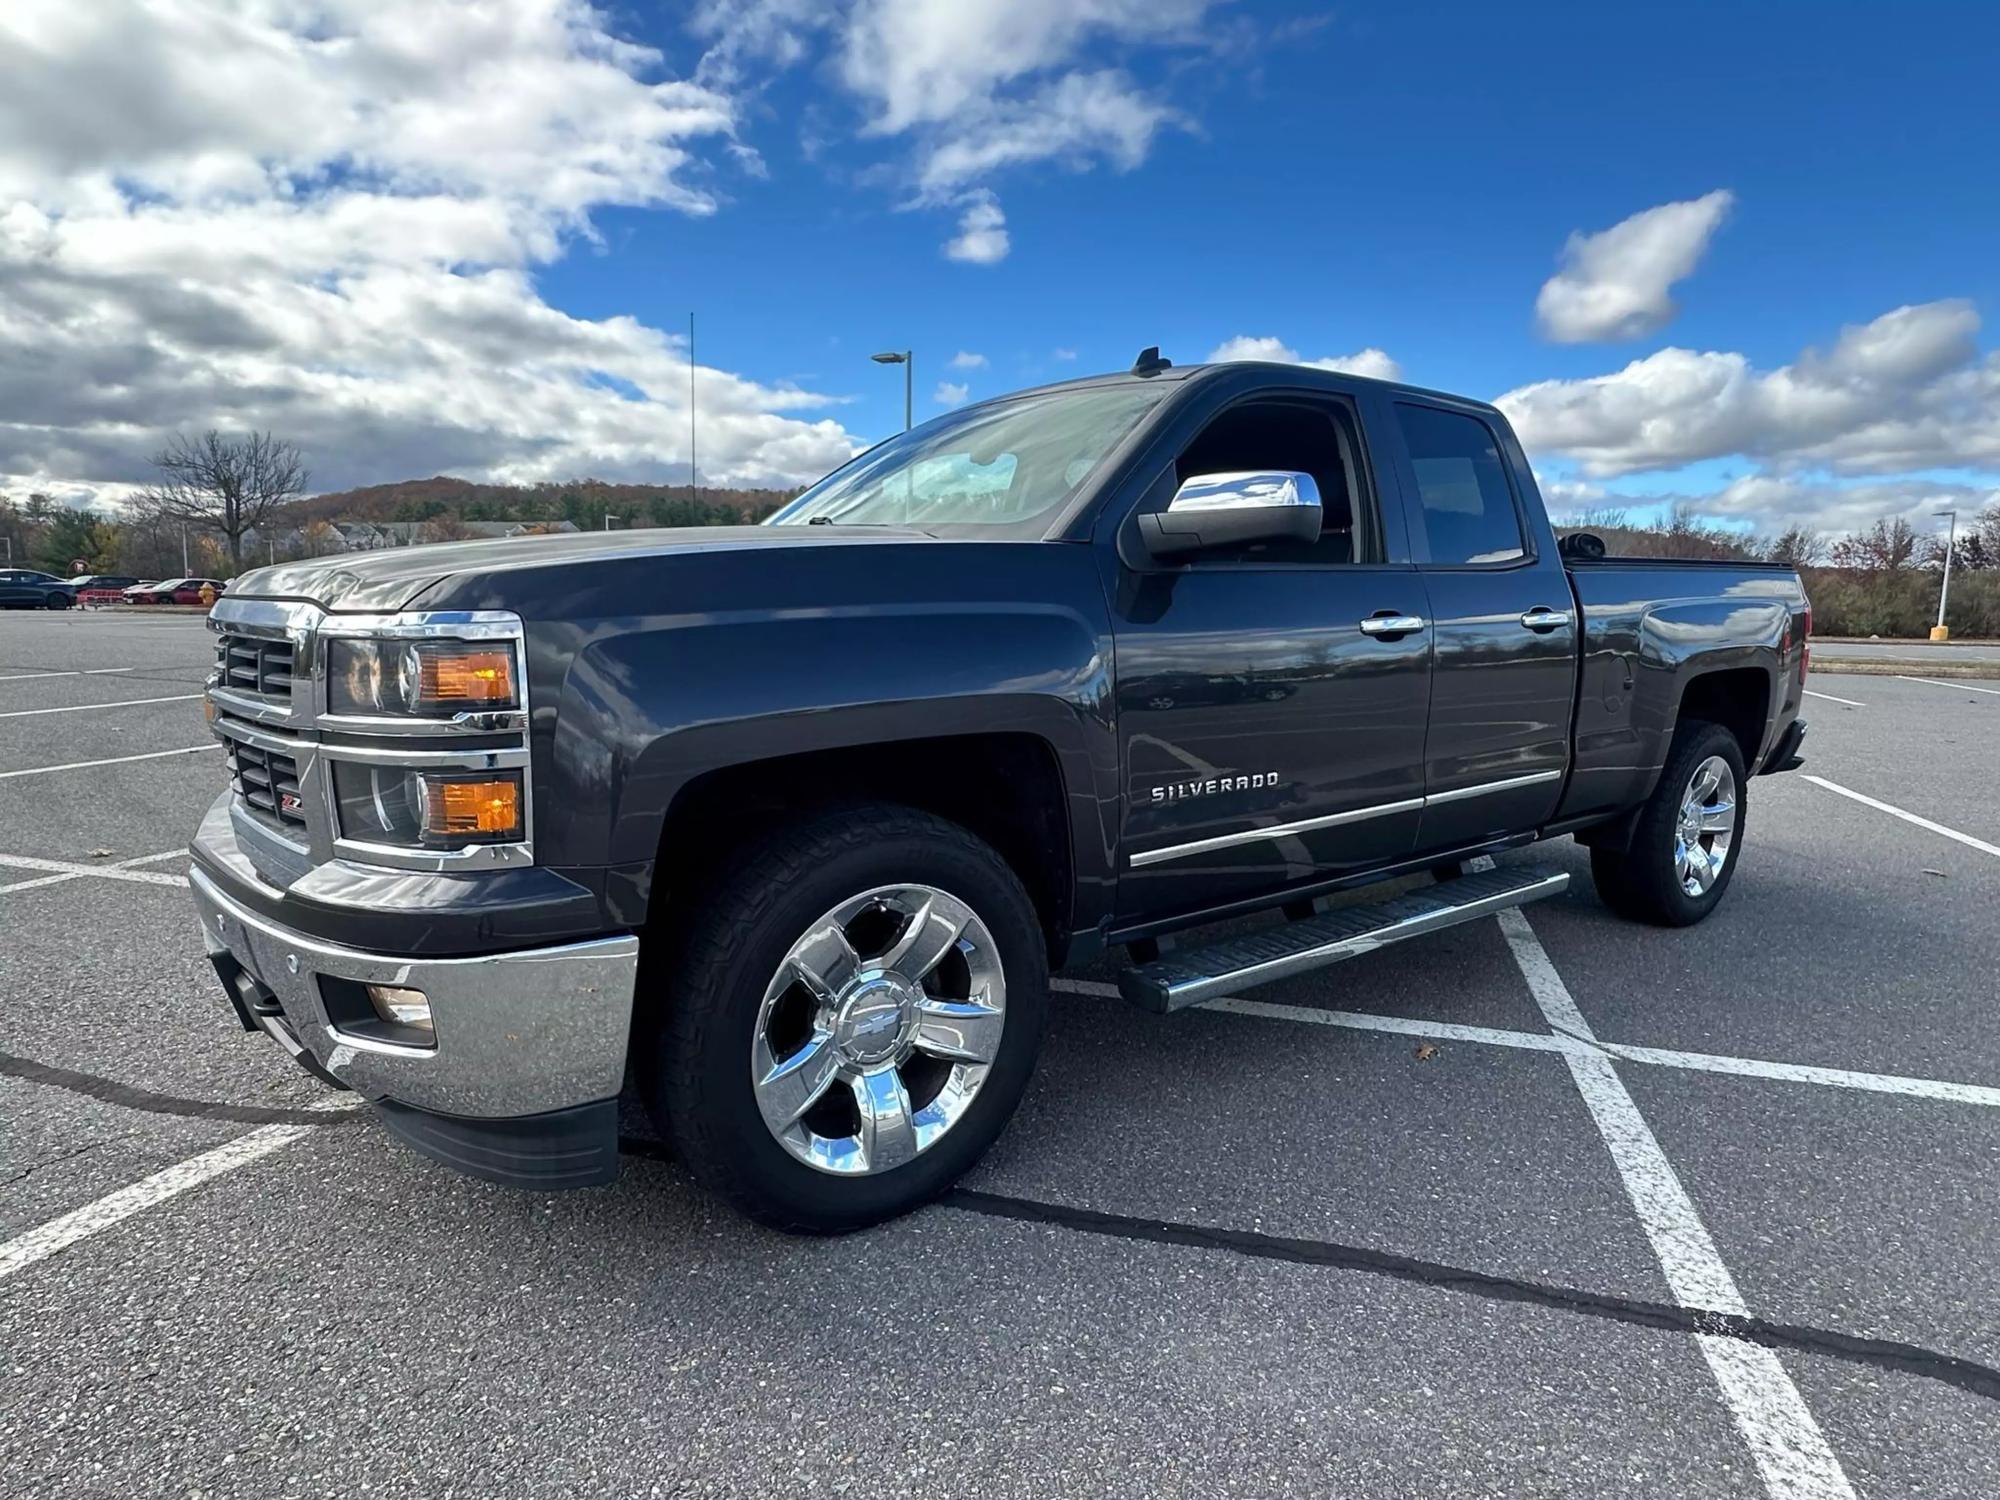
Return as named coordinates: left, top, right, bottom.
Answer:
left=1932, top=509, right=1957, bottom=641
left=871, top=350, right=912, bottom=432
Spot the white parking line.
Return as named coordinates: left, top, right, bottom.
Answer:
left=0, top=744, right=221, bottom=780
left=0, top=667, right=134, bottom=683
left=1495, top=907, right=1855, bottom=1499
left=1801, top=688, right=1864, bottom=707
left=0, top=1124, right=310, bottom=1282
left=0, top=693, right=203, bottom=719
left=1050, top=980, right=2000, bottom=1107
left=0, top=852, right=187, bottom=887
left=1894, top=675, right=2000, bottom=697
left=1802, top=775, right=2000, bottom=859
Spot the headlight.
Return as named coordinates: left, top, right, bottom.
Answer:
left=328, top=640, right=520, bottom=716
left=331, top=764, right=524, bottom=847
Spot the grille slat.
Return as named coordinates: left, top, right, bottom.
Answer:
left=224, top=736, right=306, bottom=829
left=214, top=633, right=296, bottom=705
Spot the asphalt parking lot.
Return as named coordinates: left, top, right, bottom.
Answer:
left=3, top=611, right=1996, bottom=1499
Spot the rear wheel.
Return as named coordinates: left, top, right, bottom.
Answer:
left=1589, top=720, right=1746, bottom=926
left=639, top=804, right=1048, bottom=1232
left=44, top=591, right=71, bottom=610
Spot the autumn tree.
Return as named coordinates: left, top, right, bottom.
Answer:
left=143, top=431, right=308, bottom=572
left=1763, top=524, right=1825, bottom=568
left=1829, top=517, right=1920, bottom=572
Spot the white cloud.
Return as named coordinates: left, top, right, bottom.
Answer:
left=949, top=350, right=988, bottom=369
left=934, top=380, right=970, bottom=406
left=943, top=192, right=1009, bottom=263
left=1543, top=474, right=1996, bottom=542
left=1207, top=336, right=1403, bottom=383
left=1052, top=347, right=1078, bottom=361
left=0, top=0, right=859, bottom=503
left=1498, top=300, right=1999, bottom=478
left=1535, top=190, right=1734, bottom=344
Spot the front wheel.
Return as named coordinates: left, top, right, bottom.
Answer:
left=1589, top=720, right=1747, bottom=926
left=44, top=591, right=71, bottom=610
left=639, top=805, right=1048, bottom=1233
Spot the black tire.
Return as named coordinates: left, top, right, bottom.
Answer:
left=1589, top=719, right=1747, bottom=927
left=45, top=591, right=71, bottom=610
left=637, top=804, right=1048, bottom=1233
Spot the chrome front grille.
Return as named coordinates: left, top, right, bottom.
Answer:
left=215, top=632, right=295, bottom=702
left=224, top=737, right=307, bottom=829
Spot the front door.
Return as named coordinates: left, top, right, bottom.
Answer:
left=1107, top=393, right=1432, bottom=923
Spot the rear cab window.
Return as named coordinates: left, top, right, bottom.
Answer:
left=1395, top=403, right=1527, bottom=566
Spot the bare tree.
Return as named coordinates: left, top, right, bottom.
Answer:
left=143, top=431, right=308, bottom=572
left=1830, top=516, right=1920, bottom=572
left=1763, top=523, right=1826, bottom=568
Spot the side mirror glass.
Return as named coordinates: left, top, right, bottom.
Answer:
left=1136, top=471, right=1323, bottom=560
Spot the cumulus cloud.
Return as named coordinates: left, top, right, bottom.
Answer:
left=948, top=350, right=988, bottom=369
left=1207, top=336, right=1402, bottom=383
left=695, top=1, right=1211, bottom=254
left=1535, top=191, right=1734, bottom=344
left=0, top=0, right=859, bottom=504
left=934, top=380, right=970, bottom=406
left=943, top=192, right=1010, bottom=263
left=1544, top=474, right=1996, bottom=542
left=1498, top=300, right=1999, bottom=479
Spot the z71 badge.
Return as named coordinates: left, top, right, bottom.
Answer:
left=1151, top=771, right=1279, bottom=803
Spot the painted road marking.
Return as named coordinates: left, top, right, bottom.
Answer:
left=1050, top=982, right=2000, bottom=1107
left=1802, top=689, right=1864, bottom=707
left=0, top=667, right=135, bottom=683
left=0, top=852, right=187, bottom=888
left=0, top=744, right=221, bottom=781
left=1802, top=775, right=2000, bottom=859
left=0, top=693, right=203, bottom=719
left=1494, top=906, right=1855, bottom=1499
left=1894, top=675, right=2000, bottom=697
left=0, top=1120, right=321, bottom=1282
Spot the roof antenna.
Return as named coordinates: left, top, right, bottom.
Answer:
left=1131, top=345, right=1172, bottom=375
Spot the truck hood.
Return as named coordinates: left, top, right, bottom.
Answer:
left=225, top=525, right=928, bottom=612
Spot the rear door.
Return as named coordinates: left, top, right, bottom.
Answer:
left=1386, top=399, right=1575, bottom=851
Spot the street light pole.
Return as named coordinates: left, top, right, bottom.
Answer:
left=871, top=349, right=913, bottom=431
left=1933, top=509, right=1957, bottom=640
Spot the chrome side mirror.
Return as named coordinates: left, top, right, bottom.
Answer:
left=1136, top=471, right=1323, bottom=560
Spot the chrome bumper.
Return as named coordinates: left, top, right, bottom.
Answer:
left=189, top=864, right=640, bottom=1120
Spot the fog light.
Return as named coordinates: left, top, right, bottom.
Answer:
left=365, top=983, right=433, bottom=1034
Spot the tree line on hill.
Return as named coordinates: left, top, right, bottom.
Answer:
left=5, top=428, right=1995, bottom=639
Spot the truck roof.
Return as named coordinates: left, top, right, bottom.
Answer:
left=991, top=358, right=1505, bottom=419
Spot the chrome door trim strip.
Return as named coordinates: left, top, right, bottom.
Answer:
left=1128, top=796, right=1425, bottom=868
left=1130, top=768, right=1565, bottom=868
left=1420, top=768, right=1564, bottom=806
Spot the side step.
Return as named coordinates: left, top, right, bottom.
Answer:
left=1118, top=864, right=1568, bottom=1013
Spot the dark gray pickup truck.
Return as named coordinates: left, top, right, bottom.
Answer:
left=190, top=351, right=1809, bottom=1230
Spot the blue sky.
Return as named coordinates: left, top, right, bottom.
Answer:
left=5, top=1, right=1997, bottom=538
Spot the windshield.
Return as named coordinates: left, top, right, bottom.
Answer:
left=767, top=384, right=1166, bottom=534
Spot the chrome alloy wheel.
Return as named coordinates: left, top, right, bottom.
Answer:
left=1674, top=754, right=1738, bottom=897
left=751, top=884, right=1006, bottom=1176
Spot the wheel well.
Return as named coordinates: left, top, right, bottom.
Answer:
left=1676, top=667, right=1769, bottom=766
left=652, top=733, right=1075, bottom=963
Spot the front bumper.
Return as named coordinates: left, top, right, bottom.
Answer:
left=190, top=862, right=640, bottom=1186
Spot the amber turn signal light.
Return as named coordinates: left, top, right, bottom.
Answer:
left=412, top=646, right=516, bottom=708
left=421, top=775, right=523, bottom=839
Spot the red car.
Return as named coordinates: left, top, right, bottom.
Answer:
left=126, top=577, right=226, bottom=605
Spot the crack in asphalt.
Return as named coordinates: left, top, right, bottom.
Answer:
left=0, top=1048, right=361, bottom=1127
left=8, top=1054, right=1994, bottom=1411
left=941, top=1188, right=2000, bottom=1407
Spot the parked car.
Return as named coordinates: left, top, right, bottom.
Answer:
left=190, top=351, right=1810, bottom=1232
left=120, top=580, right=165, bottom=601
left=0, top=568, right=74, bottom=609
left=127, top=577, right=224, bottom=605
left=68, top=574, right=143, bottom=594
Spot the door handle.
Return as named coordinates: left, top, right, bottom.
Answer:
left=1519, top=607, right=1573, bottom=632
left=1359, top=613, right=1427, bottom=637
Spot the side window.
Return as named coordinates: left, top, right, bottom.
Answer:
left=1166, top=399, right=1374, bottom=566
left=1395, top=403, right=1526, bottom=566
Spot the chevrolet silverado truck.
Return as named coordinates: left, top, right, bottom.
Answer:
left=189, top=351, right=1809, bottom=1231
